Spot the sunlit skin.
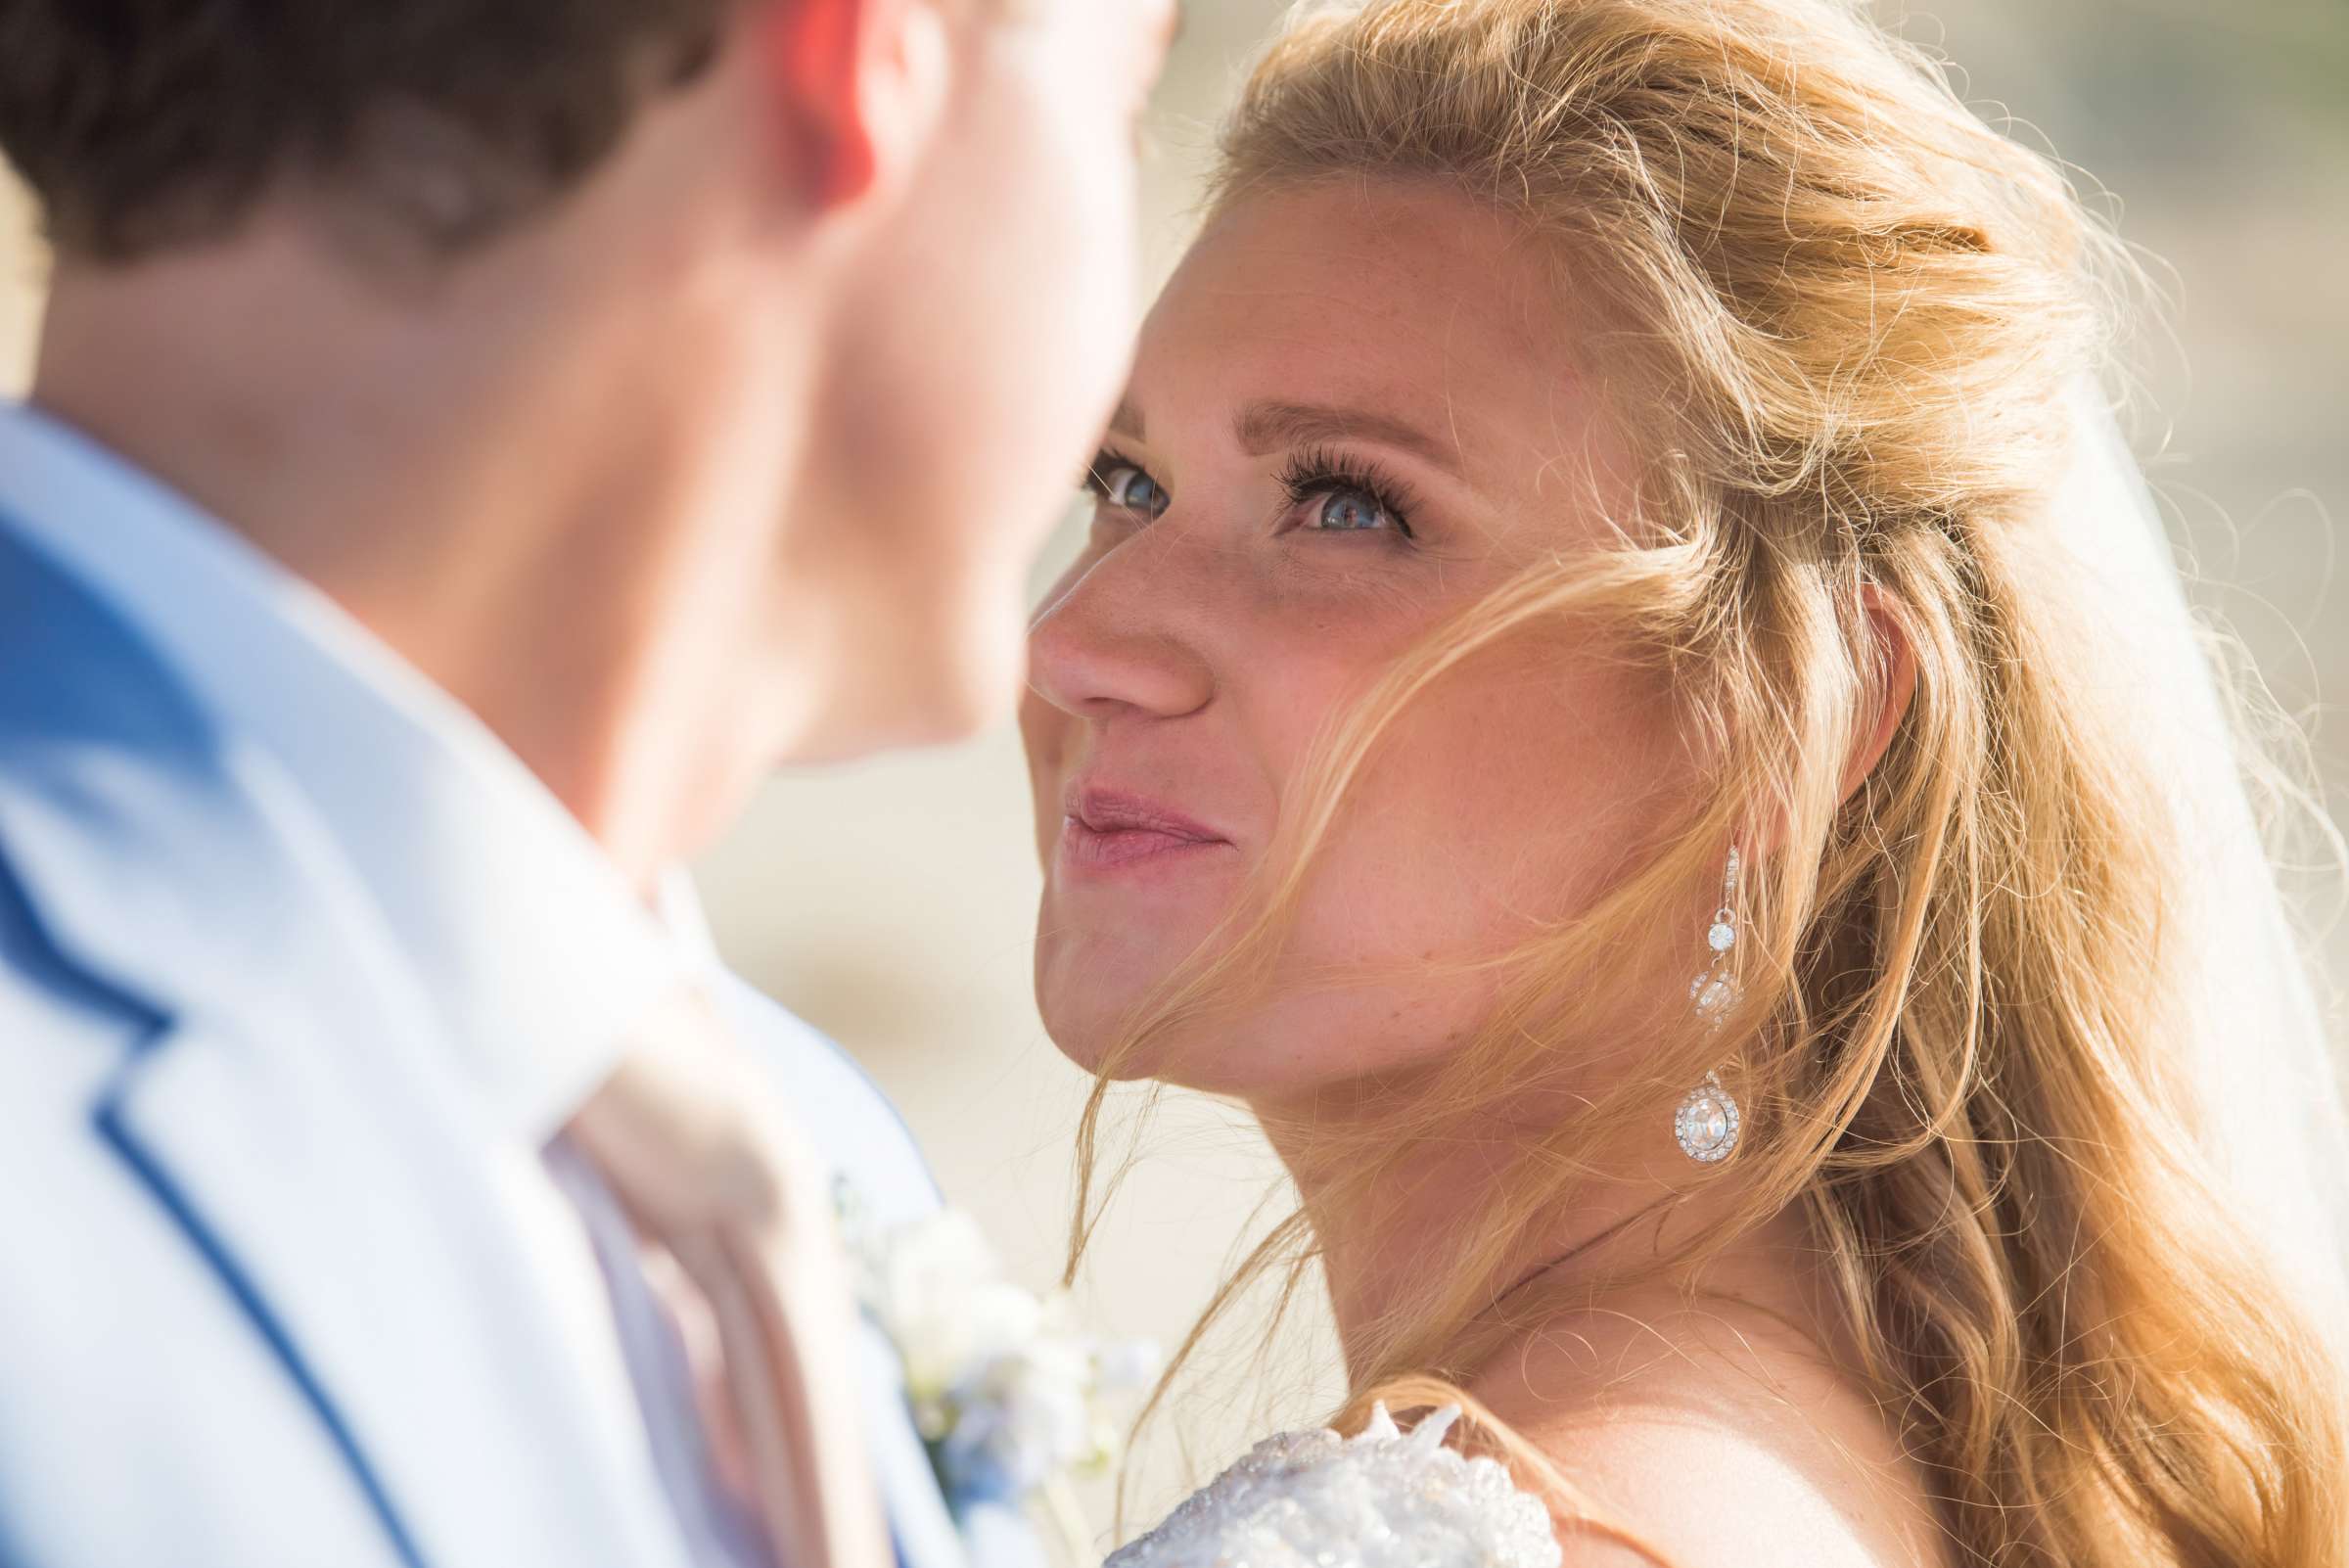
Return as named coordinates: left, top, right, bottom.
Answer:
left=24, top=7, right=1175, bottom=1566
left=32, top=0, right=1178, bottom=883
left=1022, top=180, right=1942, bottom=1567
left=1025, top=179, right=1684, bottom=1101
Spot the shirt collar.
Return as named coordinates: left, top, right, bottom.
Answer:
left=0, top=399, right=700, bottom=1143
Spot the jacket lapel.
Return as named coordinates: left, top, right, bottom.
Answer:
left=0, top=526, right=696, bottom=1568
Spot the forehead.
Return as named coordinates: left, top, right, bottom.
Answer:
left=1132, top=179, right=1609, bottom=482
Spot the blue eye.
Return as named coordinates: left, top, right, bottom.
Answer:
left=1276, top=446, right=1417, bottom=540
left=1309, top=486, right=1396, bottom=532
left=1090, top=460, right=1171, bottom=519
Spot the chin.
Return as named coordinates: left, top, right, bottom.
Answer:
left=1040, top=1016, right=1148, bottom=1082
left=898, top=642, right=1020, bottom=751
left=1040, top=1001, right=1280, bottom=1096
left=1036, top=976, right=1128, bottom=1079
left=1035, top=942, right=1176, bottom=1083
left=1036, top=945, right=1277, bottom=1093
left=903, top=677, right=999, bottom=750
left=1037, top=942, right=1495, bottom=1101
left=1032, top=864, right=1259, bottom=1086
left=799, top=613, right=1025, bottom=761
left=919, top=596, right=1029, bottom=744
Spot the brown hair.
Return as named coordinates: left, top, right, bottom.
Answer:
left=0, top=0, right=732, bottom=258
left=1071, top=2, right=2349, bottom=1564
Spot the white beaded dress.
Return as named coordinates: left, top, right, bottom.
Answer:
left=1104, top=1405, right=1560, bottom=1568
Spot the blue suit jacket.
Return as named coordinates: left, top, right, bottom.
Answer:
left=0, top=521, right=1041, bottom=1568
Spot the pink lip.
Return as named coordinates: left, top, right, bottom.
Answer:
left=1059, top=784, right=1233, bottom=874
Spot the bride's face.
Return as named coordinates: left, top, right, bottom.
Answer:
left=1022, top=178, right=1691, bottom=1098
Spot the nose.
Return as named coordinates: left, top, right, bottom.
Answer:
left=1028, top=530, right=1217, bottom=724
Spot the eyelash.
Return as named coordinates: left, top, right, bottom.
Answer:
left=1274, top=444, right=1418, bottom=540
left=1080, top=444, right=1150, bottom=504
left=1080, top=442, right=1421, bottom=541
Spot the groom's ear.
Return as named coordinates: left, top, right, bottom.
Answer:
left=750, top=0, right=954, bottom=208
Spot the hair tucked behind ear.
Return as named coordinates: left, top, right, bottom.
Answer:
left=1069, top=3, right=2349, bottom=1564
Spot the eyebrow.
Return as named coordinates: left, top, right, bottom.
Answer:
left=1232, top=399, right=1463, bottom=478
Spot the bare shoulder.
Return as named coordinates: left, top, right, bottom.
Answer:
left=1472, top=1293, right=1950, bottom=1568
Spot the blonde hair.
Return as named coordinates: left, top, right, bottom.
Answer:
left=1068, top=2, right=2349, bottom=1564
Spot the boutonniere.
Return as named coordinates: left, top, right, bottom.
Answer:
left=839, top=1185, right=1158, bottom=1548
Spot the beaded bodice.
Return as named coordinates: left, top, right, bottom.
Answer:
left=1104, top=1405, right=1560, bottom=1568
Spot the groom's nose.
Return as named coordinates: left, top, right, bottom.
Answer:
left=1027, top=531, right=1216, bottom=724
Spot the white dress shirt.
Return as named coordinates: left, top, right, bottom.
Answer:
left=0, top=399, right=772, bottom=1568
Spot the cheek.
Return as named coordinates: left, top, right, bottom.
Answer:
left=1019, top=690, right=1069, bottom=852
left=956, top=62, right=1139, bottom=441
left=1385, top=671, right=1668, bottom=899
left=857, top=70, right=1138, bottom=571
left=1258, top=647, right=1684, bottom=1070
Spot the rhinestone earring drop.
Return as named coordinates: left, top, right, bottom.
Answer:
left=1675, top=847, right=1743, bottom=1164
left=1674, top=1071, right=1741, bottom=1165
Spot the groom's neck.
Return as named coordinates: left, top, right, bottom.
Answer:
left=30, top=208, right=821, bottom=887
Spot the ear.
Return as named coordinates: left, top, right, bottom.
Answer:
left=1840, top=581, right=1918, bottom=803
left=750, top=0, right=952, bottom=208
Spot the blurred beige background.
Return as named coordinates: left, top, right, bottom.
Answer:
left=4, top=0, right=2345, bottom=1545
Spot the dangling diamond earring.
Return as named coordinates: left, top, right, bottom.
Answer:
left=1675, top=846, right=1743, bottom=1164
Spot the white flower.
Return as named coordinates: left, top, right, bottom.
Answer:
left=1091, top=1337, right=1164, bottom=1395
left=853, top=1206, right=1156, bottom=1509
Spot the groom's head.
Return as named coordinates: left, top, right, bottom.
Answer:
left=3, top=1, right=734, bottom=262
left=0, top=0, right=1173, bottom=845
